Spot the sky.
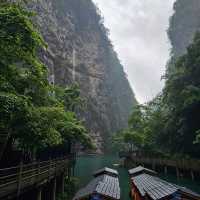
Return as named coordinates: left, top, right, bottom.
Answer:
left=93, top=0, right=176, bottom=103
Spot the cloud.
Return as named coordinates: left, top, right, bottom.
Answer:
left=93, top=0, right=175, bottom=103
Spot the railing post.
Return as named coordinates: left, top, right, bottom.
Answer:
left=37, top=160, right=40, bottom=182
left=176, top=167, right=180, bottom=180
left=164, top=166, right=168, bottom=175
left=61, top=173, right=65, bottom=196
left=51, top=178, right=57, bottom=200
left=17, top=160, right=23, bottom=198
left=55, top=159, right=57, bottom=176
left=36, top=186, right=42, bottom=200
left=152, top=160, right=156, bottom=171
left=49, top=159, right=52, bottom=181
left=190, top=170, right=194, bottom=181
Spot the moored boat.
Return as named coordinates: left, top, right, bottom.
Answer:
left=73, top=167, right=120, bottom=200
left=129, top=166, right=200, bottom=200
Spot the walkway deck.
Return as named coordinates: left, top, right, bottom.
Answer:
left=0, top=157, right=70, bottom=199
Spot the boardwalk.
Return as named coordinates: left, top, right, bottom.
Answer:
left=120, top=152, right=200, bottom=180
left=0, top=156, right=72, bottom=200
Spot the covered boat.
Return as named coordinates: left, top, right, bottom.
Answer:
left=129, top=166, right=200, bottom=200
left=73, top=167, right=120, bottom=200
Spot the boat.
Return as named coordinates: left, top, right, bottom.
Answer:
left=129, top=166, right=200, bottom=200
left=73, top=167, right=120, bottom=200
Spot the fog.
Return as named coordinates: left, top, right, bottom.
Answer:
left=93, top=0, right=176, bottom=103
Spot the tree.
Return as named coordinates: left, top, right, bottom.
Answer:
left=0, top=3, right=52, bottom=157
left=162, top=32, right=200, bottom=157
left=128, top=105, right=144, bottom=131
left=0, top=3, right=93, bottom=161
left=111, top=130, right=127, bottom=152
left=123, top=130, right=144, bottom=151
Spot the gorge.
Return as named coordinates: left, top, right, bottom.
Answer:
left=26, top=0, right=136, bottom=153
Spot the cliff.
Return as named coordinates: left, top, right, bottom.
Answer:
left=25, top=0, right=136, bottom=153
left=168, top=0, right=200, bottom=58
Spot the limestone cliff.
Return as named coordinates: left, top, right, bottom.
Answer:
left=168, top=0, right=200, bottom=57
left=25, top=0, right=136, bottom=152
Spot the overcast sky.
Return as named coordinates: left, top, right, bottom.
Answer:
left=93, top=0, right=175, bottom=103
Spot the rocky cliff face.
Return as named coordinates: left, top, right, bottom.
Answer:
left=168, top=0, right=200, bottom=57
left=26, top=0, right=136, bottom=153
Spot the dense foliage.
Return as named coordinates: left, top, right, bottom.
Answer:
left=0, top=3, right=93, bottom=161
left=113, top=33, right=200, bottom=159
left=163, top=33, right=200, bottom=157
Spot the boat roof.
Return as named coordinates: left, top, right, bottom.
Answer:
left=131, top=173, right=200, bottom=200
left=73, top=174, right=120, bottom=200
left=128, top=166, right=157, bottom=177
left=132, top=173, right=177, bottom=199
left=93, top=167, right=119, bottom=177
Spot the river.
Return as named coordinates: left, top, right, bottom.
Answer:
left=75, top=155, right=200, bottom=200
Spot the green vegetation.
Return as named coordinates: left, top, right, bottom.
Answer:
left=113, top=33, right=200, bottom=159
left=0, top=2, right=93, bottom=160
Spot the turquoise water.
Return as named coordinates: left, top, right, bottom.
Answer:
left=74, top=155, right=130, bottom=200
left=74, top=155, right=200, bottom=200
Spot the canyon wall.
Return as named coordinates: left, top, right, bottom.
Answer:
left=26, top=0, right=136, bottom=152
left=168, top=0, right=200, bottom=57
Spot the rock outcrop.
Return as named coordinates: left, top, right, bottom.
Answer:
left=26, top=0, right=136, bottom=153
left=168, top=0, right=200, bottom=57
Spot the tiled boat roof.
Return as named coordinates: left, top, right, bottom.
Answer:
left=93, top=167, right=119, bottom=177
left=131, top=173, right=200, bottom=200
left=73, top=174, right=120, bottom=200
left=128, top=166, right=157, bottom=176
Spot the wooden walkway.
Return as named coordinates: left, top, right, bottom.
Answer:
left=120, top=152, right=200, bottom=180
left=0, top=157, right=71, bottom=199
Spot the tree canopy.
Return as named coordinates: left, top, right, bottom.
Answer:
left=0, top=3, right=93, bottom=160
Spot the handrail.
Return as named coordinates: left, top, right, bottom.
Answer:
left=0, top=156, right=71, bottom=198
left=0, top=156, right=66, bottom=171
left=0, top=165, right=19, bottom=171
left=121, top=152, right=200, bottom=172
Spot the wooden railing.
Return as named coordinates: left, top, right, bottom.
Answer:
left=131, top=157, right=200, bottom=171
left=0, top=157, right=70, bottom=199
left=120, top=152, right=200, bottom=172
